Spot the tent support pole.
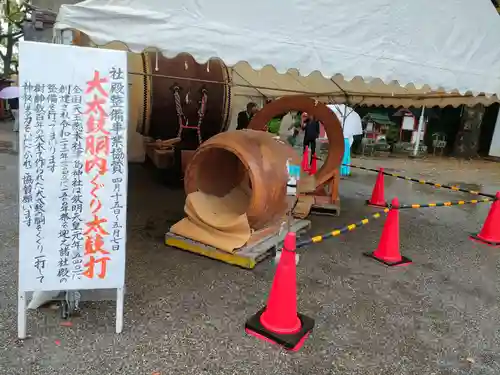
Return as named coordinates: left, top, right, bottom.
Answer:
left=413, top=105, right=426, bottom=157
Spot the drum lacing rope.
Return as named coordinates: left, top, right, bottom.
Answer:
left=196, top=89, right=208, bottom=145
left=174, top=86, right=188, bottom=138
left=174, top=86, right=208, bottom=145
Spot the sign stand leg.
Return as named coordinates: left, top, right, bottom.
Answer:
left=18, top=291, right=27, bottom=339
left=115, top=287, right=124, bottom=334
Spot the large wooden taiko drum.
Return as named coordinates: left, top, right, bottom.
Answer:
left=137, top=53, right=232, bottom=150
left=72, top=32, right=232, bottom=154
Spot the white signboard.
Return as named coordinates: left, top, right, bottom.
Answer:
left=402, top=115, right=415, bottom=131
left=17, top=41, right=128, bottom=337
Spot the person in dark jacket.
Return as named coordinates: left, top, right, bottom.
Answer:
left=236, top=102, right=258, bottom=130
left=302, top=114, right=320, bottom=163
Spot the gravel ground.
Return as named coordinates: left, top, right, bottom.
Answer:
left=1, top=125, right=500, bottom=374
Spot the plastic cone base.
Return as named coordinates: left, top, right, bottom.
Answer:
left=365, top=199, right=388, bottom=208
left=469, top=234, right=500, bottom=248
left=245, top=307, right=314, bottom=351
left=363, top=252, right=412, bottom=267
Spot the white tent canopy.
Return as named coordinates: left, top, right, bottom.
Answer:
left=55, top=0, right=500, bottom=97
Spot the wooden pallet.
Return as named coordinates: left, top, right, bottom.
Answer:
left=310, top=203, right=341, bottom=217
left=309, top=193, right=341, bottom=217
left=164, top=219, right=311, bottom=269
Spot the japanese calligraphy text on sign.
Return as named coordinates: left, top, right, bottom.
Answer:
left=18, top=41, right=128, bottom=292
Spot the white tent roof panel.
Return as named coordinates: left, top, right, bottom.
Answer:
left=55, top=0, right=500, bottom=97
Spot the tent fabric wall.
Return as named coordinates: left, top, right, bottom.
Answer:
left=55, top=0, right=500, bottom=97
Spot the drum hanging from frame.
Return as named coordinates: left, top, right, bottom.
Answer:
left=137, top=53, right=232, bottom=150
left=70, top=33, right=233, bottom=159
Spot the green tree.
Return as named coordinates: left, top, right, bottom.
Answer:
left=0, top=0, right=27, bottom=77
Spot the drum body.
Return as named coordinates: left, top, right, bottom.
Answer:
left=72, top=32, right=232, bottom=153
left=184, top=130, right=301, bottom=230
left=138, top=53, right=232, bottom=150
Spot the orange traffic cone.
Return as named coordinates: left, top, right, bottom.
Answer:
left=366, top=167, right=387, bottom=207
left=301, top=146, right=310, bottom=172
left=308, top=153, right=318, bottom=175
left=470, top=192, right=500, bottom=247
left=364, top=197, right=412, bottom=266
left=245, top=232, right=314, bottom=351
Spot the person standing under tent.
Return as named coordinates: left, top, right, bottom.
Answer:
left=287, top=111, right=302, bottom=146
left=236, top=102, right=258, bottom=130
left=327, top=104, right=362, bottom=176
left=302, top=114, right=320, bottom=164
